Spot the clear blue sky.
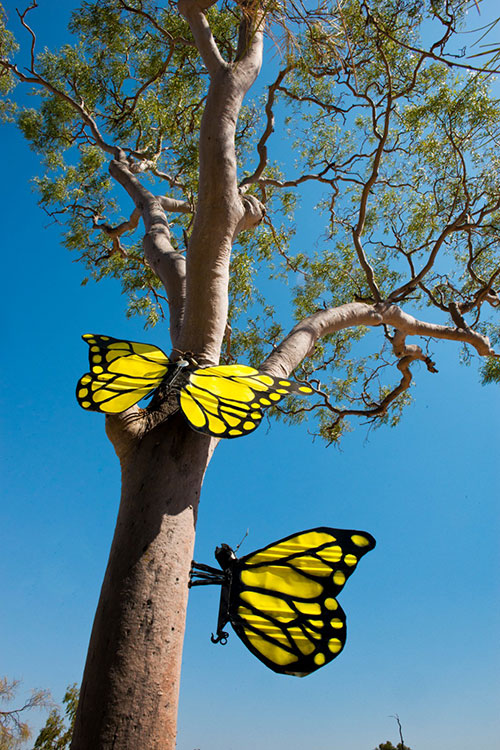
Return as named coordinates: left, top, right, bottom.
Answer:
left=1, top=2, right=499, bottom=749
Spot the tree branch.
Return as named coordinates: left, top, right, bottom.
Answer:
left=93, top=207, right=141, bottom=257
left=117, top=0, right=193, bottom=46
left=175, top=0, right=265, bottom=364
left=350, top=84, right=393, bottom=301
left=240, top=67, right=289, bottom=189
left=232, top=0, right=266, bottom=82
left=362, top=0, right=500, bottom=76
left=109, top=158, right=186, bottom=345
left=0, top=60, right=119, bottom=156
left=261, top=301, right=494, bottom=378
left=178, top=0, right=226, bottom=75
left=388, top=210, right=469, bottom=301
left=157, top=196, right=192, bottom=214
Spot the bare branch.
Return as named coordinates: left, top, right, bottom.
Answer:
left=178, top=0, right=226, bottom=75
left=93, top=208, right=141, bottom=237
left=261, top=301, right=494, bottom=378
left=158, top=196, right=192, bottom=214
left=350, top=84, right=393, bottom=301
left=391, top=714, right=409, bottom=750
left=262, top=302, right=385, bottom=377
left=391, top=329, right=438, bottom=373
left=233, top=192, right=266, bottom=235
left=93, top=207, right=141, bottom=257
left=232, top=0, right=266, bottom=82
left=240, top=67, right=290, bottom=188
left=150, top=166, right=188, bottom=190
left=250, top=167, right=335, bottom=189
left=175, top=1, right=265, bottom=363
left=388, top=210, right=469, bottom=301
left=16, top=0, right=37, bottom=71
left=109, top=158, right=186, bottom=343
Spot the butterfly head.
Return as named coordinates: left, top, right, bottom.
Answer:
left=215, top=543, right=236, bottom=571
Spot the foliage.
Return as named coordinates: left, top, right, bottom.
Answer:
left=0, top=678, right=51, bottom=750
left=0, top=3, right=18, bottom=122
left=374, top=743, right=412, bottom=750
left=1, top=0, right=499, bottom=441
left=481, top=355, right=500, bottom=383
left=481, top=322, right=500, bottom=382
left=32, top=685, right=78, bottom=750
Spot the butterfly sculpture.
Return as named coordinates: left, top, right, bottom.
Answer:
left=76, top=334, right=313, bottom=438
left=189, top=526, right=376, bottom=676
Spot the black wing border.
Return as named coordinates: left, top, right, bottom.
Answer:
left=226, top=526, right=376, bottom=675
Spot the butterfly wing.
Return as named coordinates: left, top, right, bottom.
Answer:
left=76, top=334, right=171, bottom=414
left=226, top=527, right=376, bottom=676
left=179, top=364, right=313, bottom=438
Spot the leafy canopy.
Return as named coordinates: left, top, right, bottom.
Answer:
left=1, top=0, right=499, bottom=439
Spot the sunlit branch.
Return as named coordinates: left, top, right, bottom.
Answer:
left=388, top=211, right=470, bottom=302
left=232, top=0, right=266, bottom=82
left=261, top=301, right=494, bottom=380
left=109, top=157, right=186, bottom=343
left=178, top=0, right=226, bottom=75
left=92, top=207, right=141, bottom=257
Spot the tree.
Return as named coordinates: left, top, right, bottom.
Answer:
left=373, top=715, right=411, bottom=750
left=33, top=685, right=78, bottom=750
left=1, top=1, right=499, bottom=749
left=0, top=677, right=51, bottom=750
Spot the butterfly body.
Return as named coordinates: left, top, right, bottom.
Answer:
left=190, top=527, right=376, bottom=676
left=76, top=334, right=313, bottom=439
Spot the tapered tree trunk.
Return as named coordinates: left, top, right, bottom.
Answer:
left=69, top=5, right=265, bottom=748
left=71, top=414, right=216, bottom=750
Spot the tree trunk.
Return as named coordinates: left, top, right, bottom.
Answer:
left=69, top=6, right=265, bottom=748
left=70, top=413, right=216, bottom=750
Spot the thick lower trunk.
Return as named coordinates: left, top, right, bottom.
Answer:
left=70, top=414, right=216, bottom=750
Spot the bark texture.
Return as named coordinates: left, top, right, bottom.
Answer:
left=70, top=3, right=265, bottom=748
left=71, top=416, right=217, bottom=750
left=263, top=302, right=494, bottom=376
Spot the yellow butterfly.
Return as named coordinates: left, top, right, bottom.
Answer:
left=76, top=334, right=313, bottom=438
left=189, top=526, right=376, bottom=675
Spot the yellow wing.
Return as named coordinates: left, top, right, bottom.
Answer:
left=76, top=334, right=171, bottom=414
left=76, top=335, right=313, bottom=436
left=229, top=527, right=375, bottom=675
left=179, top=365, right=313, bottom=438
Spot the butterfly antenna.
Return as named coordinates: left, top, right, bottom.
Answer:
left=234, top=528, right=249, bottom=554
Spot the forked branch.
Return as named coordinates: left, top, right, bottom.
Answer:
left=262, top=301, right=494, bottom=377
left=178, top=0, right=226, bottom=74
left=261, top=300, right=494, bottom=436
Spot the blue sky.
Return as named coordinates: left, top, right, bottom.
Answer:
left=1, top=2, right=499, bottom=749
